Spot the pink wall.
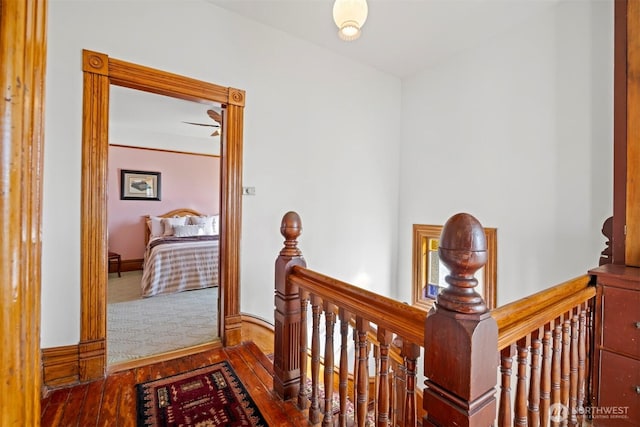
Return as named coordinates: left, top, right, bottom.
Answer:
left=108, top=145, right=220, bottom=260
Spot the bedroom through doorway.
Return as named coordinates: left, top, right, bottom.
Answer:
left=106, top=86, right=223, bottom=367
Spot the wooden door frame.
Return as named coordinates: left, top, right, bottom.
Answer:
left=612, top=0, right=627, bottom=264
left=0, top=0, right=48, bottom=423
left=79, top=50, right=245, bottom=380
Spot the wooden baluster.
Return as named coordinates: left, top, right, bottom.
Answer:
left=395, top=364, right=407, bottom=427
left=309, top=295, right=322, bottom=425
left=391, top=338, right=406, bottom=427
left=561, top=319, right=571, bottom=426
left=514, top=337, right=529, bottom=427
left=403, top=342, right=420, bottom=427
left=498, top=344, right=515, bottom=427
left=540, top=329, right=553, bottom=427
left=298, top=290, right=310, bottom=410
left=551, top=324, right=562, bottom=427
left=528, top=331, right=542, bottom=427
left=323, top=303, right=336, bottom=427
left=576, top=311, right=586, bottom=423
left=373, top=344, right=380, bottom=425
left=356, top=317, right=369, bottom=427
left=569, top=316, right=579, bottom=426
left=377, top=328, right=392, bottom=427
left=584, top=304, right=594, bottom=412
left=338, top=309, right=351, bottom=427
left=274, top=211, right=307, bottom=400
left=353, top=325, right=359, bottom=423
left=389, top=358, right=398, bottom=427
left=423, top=213, right=498, bottom=427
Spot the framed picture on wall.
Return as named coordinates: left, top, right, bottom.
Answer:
left=120, top=169, right=161, bottom=201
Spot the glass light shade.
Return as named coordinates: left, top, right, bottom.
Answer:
left=333, top=0, right=368, bottom=41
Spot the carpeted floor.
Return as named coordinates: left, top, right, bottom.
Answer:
left=107, top=271, right=219, bottom=365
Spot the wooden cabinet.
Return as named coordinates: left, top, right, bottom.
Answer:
left=589, top=264, right=640, bottom=426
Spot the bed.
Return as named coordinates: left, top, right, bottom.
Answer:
left=141, top=208, right=219, bottom=297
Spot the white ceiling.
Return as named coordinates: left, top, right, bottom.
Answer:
left=110, top=85, right=222, bottom=154
left=208, top=0, right=558, bottom=78
left=109, top=0, right=558, bottom=149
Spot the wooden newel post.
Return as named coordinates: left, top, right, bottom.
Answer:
left=423, top=213, right=499, bottom=427
left=274, top=211, right=307, bottom=400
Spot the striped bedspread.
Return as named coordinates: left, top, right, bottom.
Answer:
left=141, top=236, right=219, bottom=297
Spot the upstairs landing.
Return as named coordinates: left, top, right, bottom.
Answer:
left=40, top=341, right=306, bottom=426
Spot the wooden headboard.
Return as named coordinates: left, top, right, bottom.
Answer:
left=144, top=208, right=204, bottom=245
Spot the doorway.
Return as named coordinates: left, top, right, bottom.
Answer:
left=106, top=87, right=222, bottom=366
left=79, top=49, right=245, bottom=380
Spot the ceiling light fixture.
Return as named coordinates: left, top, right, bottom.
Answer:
left=333, top=0, right=368, bottom=41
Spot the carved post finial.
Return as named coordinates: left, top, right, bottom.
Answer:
left=280, top=211, right=302, bottom=256
left=437, top=212, right=488, bottom=314
left=423, top=214, right=498, bottom=427
left=599, top=216, right=613, bottom=265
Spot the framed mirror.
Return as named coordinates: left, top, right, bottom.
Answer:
left=412, top=224, right=497, bottom=311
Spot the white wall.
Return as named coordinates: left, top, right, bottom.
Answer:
left=42, top=0, right=401, bottom=347
left=42, top=0, right=614, bottom=348
left=396, top=1, right=614, bottom=305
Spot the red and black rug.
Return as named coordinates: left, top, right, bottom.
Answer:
left=136, top=361, right=267, bottom=426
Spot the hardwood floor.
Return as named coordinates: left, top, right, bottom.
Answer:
left=40, top=341, right=308, bottom=426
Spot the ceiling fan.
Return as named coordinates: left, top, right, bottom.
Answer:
left=182, top=109, right=222, bottom=137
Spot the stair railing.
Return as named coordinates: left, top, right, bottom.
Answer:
left=491, top=276, right=596, bottom=427
left=273, top=211, right=597, bottom=427
left=274, top=211, right=426, bottom=427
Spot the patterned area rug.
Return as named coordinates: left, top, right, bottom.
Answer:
left=136, top=361, right=267, bottom=426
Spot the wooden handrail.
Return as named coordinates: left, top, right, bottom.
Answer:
left=274, top=211, right=598, bottom=427
left=491, top=275, right=596, bottom=349
left=289, top=266, right=426, bottom=345
left=493, top=275, right=596, bottom=427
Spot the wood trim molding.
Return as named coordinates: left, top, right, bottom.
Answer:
left=42, top=345, right=80, bottom=391
left=108, top=55, right=230, bottom=104
left=116, top=258, right=144, bottom=273
left=0, top=0, right=48, bottom=423
left=228, top=88, right=246, bottom=107
left=42, top=314, right=271, bottom=390
left=626, top=0, right=640, bottom=265
left=80, top=49, right=244, bottom=380
left=220, top=102, right=244, bottom=346
left=107, top=341, right=223, bottom=374
left=78, top=339, right=106, bottom=381
left=79, top=60, right=110, bottom=382
left=240, top=313, right=275, bottom=355
left=613, top=0, right=628, bottom=264
left=109, top=143, right=221, bottom=158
